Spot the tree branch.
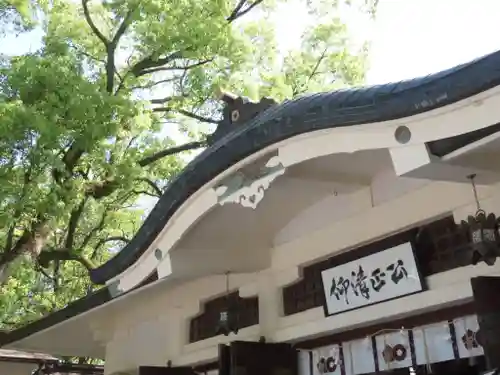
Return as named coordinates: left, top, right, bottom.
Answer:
left=227, top=0, right=247, bottom=21
left=138, top=141, right=206, bottom=167
left=35, top=263, right=56, bottom=283
left=295, top=48, right=328, bottom=95
left=65, top=198, right=87, bottom=251
left=131, top=50, right=185, bottom=77
left=90, top=236, right=129, bottom=259
left=69, top=44, right=106, bottom=64
left=177, top=109, right=219, bottom=124
left=4, top=225, right=15, bottom=254
left=4, top=169, right=31, bottom=253
left=106, top=7, right=136, bottom=93
left=153, top=108, right=219, bottom=124
left=150, top=96, right=175, bottom=105
left=85, top=178, right=119, bottom=199
left=114, top=70, right=129, bottom=94
left=76, top=256, right=95, bottom=271
left=136, top=177, right=163, bottom=196
left=0, top=230, right=30, bottom=267
left=111, top=8, right=135, bottom=46
left=82, top=1, right=136, bottom=93
left=81, top=0, right=109, bottom=47
left=227, top=0, right=265, bottom=22
left=105, top=54, right=115, bottom=94
left=129, top=76, right=181, bottom=91
left=79, top=211, right=107, bottom=250
left=95, top=236, right=129, bottom=249
left=137, top=58, right=213, bottom=76
left=132, top=190, right=159, bottom=198
left=150, top=94, right=189, bottom=105
left=38, top=250, right=96, bottom=270
left=308, top=49, right=328, bottom=82
left=62, top=141, right=85, bottom=174
left=53, top=260, right=60, bottom=293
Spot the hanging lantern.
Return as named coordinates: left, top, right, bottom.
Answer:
left=461, top=174, right=500, bottom=266
left=215, top=272, right=239, bottom=336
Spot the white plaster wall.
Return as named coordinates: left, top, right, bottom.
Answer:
left=103, top=178, right=500, bottom=375
left=274, top=169, right=430, bottom=246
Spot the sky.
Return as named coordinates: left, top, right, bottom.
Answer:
left=3, top=0, right=500, bottom=85
left=366, top=0, right=500, bottom=83
left=269, top=0, right=500, bottom=85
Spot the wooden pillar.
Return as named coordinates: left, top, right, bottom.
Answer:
left=257, top=271, right=282, bottom=340
left=471, top=276, right=500, bottom=369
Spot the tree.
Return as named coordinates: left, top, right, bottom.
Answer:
left=0, top=0, right=377, bottom=330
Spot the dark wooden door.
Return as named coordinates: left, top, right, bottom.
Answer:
left=219, top=344, right=231, bottom=375
left=471, top=276, right=500, bottom=369
left=139, top=365, right=197, bottom=375
left=229, top=341, right=298, bottom=375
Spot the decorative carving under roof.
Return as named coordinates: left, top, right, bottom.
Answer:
left=215, top=155, right=285, bottom=209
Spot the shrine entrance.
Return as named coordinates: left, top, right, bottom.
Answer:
left=139, top=365, right=197, bottom=375
left=427, top=357, right=487, bottom=375
left=471, top=276, right=500, bottom=370
left=138, top=341, right=297, bottom=375
left=377, top=358, right=487, bottom=375
left=219, top=340, right=298, bottom=375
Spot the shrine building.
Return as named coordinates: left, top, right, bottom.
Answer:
left=3, top=50, right=500, bottom=375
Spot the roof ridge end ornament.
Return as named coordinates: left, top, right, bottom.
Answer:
left=214, top=155, right=285, bottom=209
left=208, top=88, right=277, bottom=145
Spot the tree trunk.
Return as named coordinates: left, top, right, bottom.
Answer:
left=0, top=222, right=52, bottom=285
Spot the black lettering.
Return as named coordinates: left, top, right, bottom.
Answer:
left=330, top=276, right=351, bottom=304
left=370, top=268, right=386, bottom=292
left=386, top=259, right=408, bottom=284
left=351, top=265, right=370, bottom=299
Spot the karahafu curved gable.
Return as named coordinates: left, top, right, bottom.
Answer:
left=88, top=50, right=500, bottom=286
